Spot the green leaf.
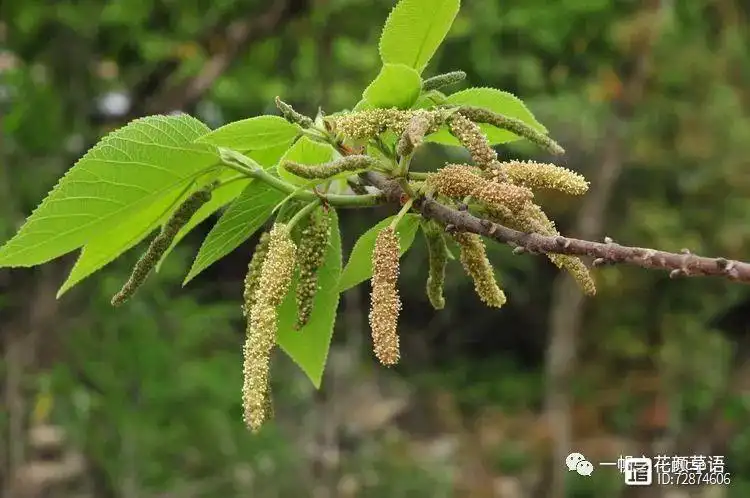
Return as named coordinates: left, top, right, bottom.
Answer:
left=362, top=63, right=422, bottom=109
left=245, top=141, right=296, bottom=168
left=183, top=179, right=285, bottom=284
left=378, top=0, right=460, bottom=74
left=155, top=171, right=251, bottom=272
left=277, top=209, right=341, bottom=388
left=195, top=115, right=300, bottom=152
left=426, top=87, right=548, bottom=146
left=58, top=170, right=228, bottom=296
left=277, top=136, right=337, bottom=186
left=413, top=89, right=448, bottom=109
left=353, top=99, right=374, bottom=112
left=0, top=114, right=217, bottom=268
left=57, top=184, right=188, bottom=298
left=338, top=213, right=420, bottom=292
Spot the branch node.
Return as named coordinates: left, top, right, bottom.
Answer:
left=716, top=257, right=729, bottom=270
left=680, top=248, right=691, bottom=255
left=724, top=260, right=736, bottom=274
left=445, top=224, right=458, bottom=234
left=592, top=258, right=610, bottom=267
left=604, top=236, right=614, bottom=244
left=669, top=269, right=685, bottom=279
left=512, top=246, right=526, bottom=255
left=641, top=249, right=657, bottom=262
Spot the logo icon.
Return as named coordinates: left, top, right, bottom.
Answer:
left=623, top=457, right=653, bottom=486
left=566, top=453, right=594, bottom=477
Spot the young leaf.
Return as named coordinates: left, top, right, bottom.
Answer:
left=0, top=114, right=217, bottom=268
left=195, top=115, right=300, bottom=152
left=426, top=87, right=548, bottom=146
left=413, top=89, right=448, bottom=109
left=378, top=0, right=460, bottom=74
left=183, top=179, right=285, bottom=284
left=338, top=213, right=420, bottom=292
left=155, top=173, right=251, bottom=272
left=277, top=136, right=337, bottom=186
left=362, top=63, right=422, bottom=109
left=277, top=209, right=342, bottom=388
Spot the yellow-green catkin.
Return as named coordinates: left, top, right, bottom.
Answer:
left=327, top=109, right=414, bottom=140
left=452, top=232, right=506, bottom=308
left=112, top=186, right=213, bottom=306
left=427, top=163, right=533, bottom=214
left=457, top=106, right=565, bottom=156
left=474, top=181, right=534, bottom=214
left=369, top=227, right=402, bottom=366
left=448, top=113, right=498, bottom=169
left=283, top=155, right=377, bottom=180
left=427, top=163, right=484, bottom=198
left=422, top=221, right=448, bottom=310
left=295, top=209, right=331, bottom=329
left=242, top=223, right=297, bottom=432
left=242, top=231, right=271, bottom=319
left=495, top=203, right=596, bottom=296
left=397, top=110, right=438, bottom=157
left=496, top=160, right=589, bottom=196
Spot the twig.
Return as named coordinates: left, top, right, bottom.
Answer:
left=360, top=172, right=750, bottom=284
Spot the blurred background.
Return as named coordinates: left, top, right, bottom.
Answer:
left=1, top=0, right=749, bottom=496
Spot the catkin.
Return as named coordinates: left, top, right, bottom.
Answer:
left=283, top=155, right=378, bottom=180
left=295, top=209, right=331, bottom=329
left=449, top=113, right=499, bottom=169
left=493, top=203, right=596, bottom=296
left=474, top=182, right=534, bottom=214
left=368, top=227, right=402, bottom=366
left=242, top=231, right=271, bottom=319
left=397, top=110, right=436, bottom=157
left=452, top=232, right=506, bottom=308
left=111, top=186, right=213, bottom=306
left=328, top=109, right=414, bottom=140
left=275, top=96, right=314, bottom=128
left=422, top=71, right=467, bottom=92
left=427, top=163, right=533, bottom=214
left=457, top=106, right=565, bottom=156
left=422, top=221, right=448, bottom=310
left=496, top=160, right=589, bottom=196
left=242, top=223, right=297, bottom=432
left=427, top=163, right=484, bottom=198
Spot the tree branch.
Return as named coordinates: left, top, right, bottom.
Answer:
left=360, top=172, right=750, bottom=284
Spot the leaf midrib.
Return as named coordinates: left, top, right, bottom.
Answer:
left=0, top=167, right=213, bottom=262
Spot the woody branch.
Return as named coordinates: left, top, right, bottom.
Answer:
left=360, top=171, right=750, bottom=284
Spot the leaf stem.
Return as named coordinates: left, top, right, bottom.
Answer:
left=251, top=166, right=384, bottom=208
left=219, top=148, right=384, bottom=208
left=396, top=153, right=412, bottom=176
left=286, top=200, right=321, bottom=232
left=389, top=198, right=414, bottom=229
